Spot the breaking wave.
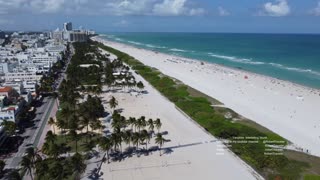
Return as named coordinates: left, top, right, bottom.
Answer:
left=209, top=53, right=320, bottom=77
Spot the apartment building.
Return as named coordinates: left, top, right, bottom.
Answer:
left=5, top=72, right=42, bottom=82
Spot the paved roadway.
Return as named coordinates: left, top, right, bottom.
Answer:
left=4, top=44, right=74, bottom=170
left=5, top=97, right=55, bottom=169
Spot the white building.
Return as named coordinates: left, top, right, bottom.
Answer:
left=45, top=45, right=66, bottom=54
left=22, top=81, right=37, bottom=93
left=5, top=72, right=42, bottom=82
left=0, top=63, right=9, bottom=74
left=64, top=22, right=72, bottom=31
left=2, top=81, right=23, bottom=95
left=31, top=53, right=59, bottom=64
left=53, top=30, right=64, bottom=42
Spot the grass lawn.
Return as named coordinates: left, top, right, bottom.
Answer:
left=186, top=86, right=223, bottom=105
left=54, top=133, right=101, bottom=153
left=237, top=119, right=280, bottom=135
left=304, top=175, right=320, bottom=180
left=284, top=150, right=320, bottom=177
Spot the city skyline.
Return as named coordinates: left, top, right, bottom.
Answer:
left=0, top=0, right=320, bottom=33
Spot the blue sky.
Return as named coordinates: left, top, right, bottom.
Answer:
left=0, top=0, right=320, bottom=33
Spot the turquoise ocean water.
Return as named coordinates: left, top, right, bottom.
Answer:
left=100, top=33, right=320, bottom=89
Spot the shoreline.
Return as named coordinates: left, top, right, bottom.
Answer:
left=98, top=35, right=320, bottom=92
left=97, top=47, right=261, bottom=179
left=92, top=36, right=320, bottom=157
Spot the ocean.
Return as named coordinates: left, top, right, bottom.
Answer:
left=100, top=32, right=320, bottom=89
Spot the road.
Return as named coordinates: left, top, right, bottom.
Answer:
left=4, top=44, right=73, bottom=170
left=5, top=97, right=55, bottom=169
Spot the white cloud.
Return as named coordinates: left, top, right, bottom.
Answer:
left=310, top=1, right=320, bottom=16
left=105, top=0, right=155, bottom=16
left=261, top=0, right=290, bottom=17
left=113, top=20, right=129, bottom=27
left=218, top=6, right=230, bottom=16
left=0, top=0, right=205, bottom=16
left=152, top=0, right=204, bottom=16
left=29, top=0, right=65, bottom=13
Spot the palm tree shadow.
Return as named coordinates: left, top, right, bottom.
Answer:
left=87, top=168, right=103, bottom=180
left=160, top=131, right=169, bottom=135
left=162, top=148, right=174, bottom=155
left=102, top=112, right=110, bottom=117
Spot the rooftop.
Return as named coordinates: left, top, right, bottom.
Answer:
left=0, top=86, right=12, bottom=93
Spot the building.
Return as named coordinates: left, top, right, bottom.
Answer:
left=2, top=81, right=23, bottom=95
left=0, top=63, right=9, bottom=75
left=0, top=107, right=15, bottom=122
left=0, top=97, right=27, bottom=146
left=5, top=72, right=42, bottom=82
left=0, top=106, right=15, bottom=146
left=68, top=31, right=88, bottom=42
left=31, top=53, right=59, bottom=64
left=22, top=81, right=37, bottom=93
left=63, top=22, right=72, bottom=31
left=0, top=30, right=5, bottom=39
left=0, top=86, right=15, bottom=99
left=52, top=30, right=63, bottom=42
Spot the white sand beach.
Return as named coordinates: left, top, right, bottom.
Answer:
left=93, top=36, right=320, bottom=157
left=97, top=49, right=261, bottom=179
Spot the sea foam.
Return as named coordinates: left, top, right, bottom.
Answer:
left=209, top=53, right=320, bottom=77
left=208, top=53, right=265, bottom=65
left=170, top=48, right=187, bottom=52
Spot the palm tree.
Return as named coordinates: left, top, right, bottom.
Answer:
left=59, top=105, right=73, bottom=136
left=147, top=119, right=154, bottom=134
left=82, top=141, right=96, bottom=152
left=154, top=118, right=162, bottom=133
left=141, top=116, right=147, bottom=130
left=79, top=113, right=90, bottom=142
left=69, top=130, right=79, bottom=153
left=142, top=130, right=151, bottom=150
left=155, top=133, right=165, bottom=156
left=49, top=161, right=63, bottom=179
left=48, top=117, right=56, bottom=134
left=132, top=132, right=140, bottom=150
left=1, top=120, right=17, bottom=137
left=94, top=85, right=102, bottom=96
left=7, top=169, right=22, bottom=180
left=0, top=160, right=5, bottom=175
left=122, top=130, right=132, bottom=149
left=111, top=133, right=120, bottom=152
left=41, top=142, right=50, bottom=155
left=140, top=130, right=149, bottom=150
left=45, top=130, right=56, bottom=144
left=25, top=147, right=41, bottom=165
left=111, top=119, right=121, bottom=132
left=70, top=153, right=86, bottom=177
left=109, top=96, right=118, bottom=112
left=99, top=137, right=113, bottom=163
left=128, top=117, right=136, bottom=132
left=35, top=160, right=48, bottom=179
left=136, top=81, right=144, bottom=90
left=136, top=116, right=145, bottom=134
left=56, top=118, right=66, bottom=136
left=20, top=156, right=33, bottom=180
left=120, top=116, right=127, bottom=131
left=49, top=143, right=62, bottom=159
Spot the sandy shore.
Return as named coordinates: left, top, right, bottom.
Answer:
left=97, top=49, right=261, bottom=179
left=93, top=36, right=320, bottom=157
